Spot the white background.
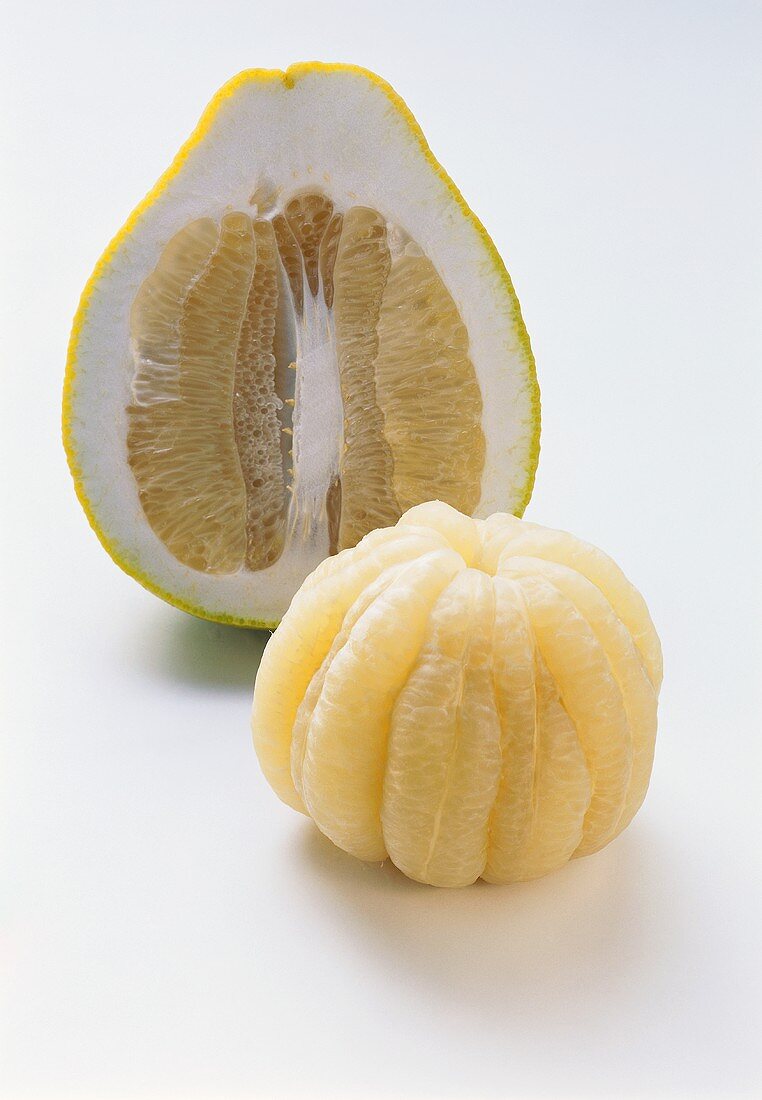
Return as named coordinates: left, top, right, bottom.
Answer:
left=2, top=2, right=760, bottom=1097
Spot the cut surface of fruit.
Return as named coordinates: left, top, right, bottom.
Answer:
left=64, top=63, right=539, bottom=626
left=252, top=501, right=662, bottom=887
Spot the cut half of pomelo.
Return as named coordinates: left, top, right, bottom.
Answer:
left=64, top=63, right=540, bottom=626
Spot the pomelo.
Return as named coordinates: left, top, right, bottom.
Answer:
left=252, top=501, right=662, bottom=887
left=64, top=64, right=539, bottom=626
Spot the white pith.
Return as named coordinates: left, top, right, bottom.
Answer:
left=287, top=285, right=343, bottom=553
left=69, top=69, right=537, bottom=622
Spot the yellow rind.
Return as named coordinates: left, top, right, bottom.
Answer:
left=62, top=62, right=541, bottom=628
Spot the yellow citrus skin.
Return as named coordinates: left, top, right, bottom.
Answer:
left=252, top=501, right=662, bottom=887
left=62, top=63, right=540, bottom=629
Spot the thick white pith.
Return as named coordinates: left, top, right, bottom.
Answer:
left=287, top=279, right=343, bottom=554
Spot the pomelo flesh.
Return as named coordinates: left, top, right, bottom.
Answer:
left=252, top=501, right=662, bottom=887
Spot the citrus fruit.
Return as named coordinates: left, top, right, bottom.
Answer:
left=63, top=64, right=539, bottom=627
left=252, top=501, right=662, bottom=887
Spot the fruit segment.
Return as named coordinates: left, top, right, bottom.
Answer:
left=507, top=569, right=633, bottom=856
left=318, top=213, right=344, bottom=309
left=506, top=557, right=657, bottom=836
left=382, top=570, right=501, bottom=887
left=375, top=253, right=485, bottom=516
left=129, top=218, right=218, bottom=407
left=252, top=526, right=450, bottom=810
left=332, top=207, right=398, bottom=549
left=290, top=562, right=410, bottom=799
left=284, top=192, right=335, bottom=298
left=484, top=577, right=591, bottom=883
left=234, top=219, right=287, bottom=570
left=492, top=517, right=663, bottom=689
left=300, top=549, right=466, bottom=861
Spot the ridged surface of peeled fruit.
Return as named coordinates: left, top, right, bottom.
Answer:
left=484, top=514, right=663, bottom=689
left=251, top=500, right=661, bottom=886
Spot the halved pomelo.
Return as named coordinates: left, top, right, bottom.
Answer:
left=64, top=64, right=539, bottom=627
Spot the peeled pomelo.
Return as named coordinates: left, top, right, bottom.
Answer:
left=63, top=63, right=539, bottom=627
left=252, top=501, right=662, bottom=887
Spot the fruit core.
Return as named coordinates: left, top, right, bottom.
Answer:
left=127, top=190, right=486, bottom=575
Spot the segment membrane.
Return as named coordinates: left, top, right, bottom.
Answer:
left=290, top=561, right=410, bottom=798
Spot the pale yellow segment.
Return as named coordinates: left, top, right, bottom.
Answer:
left=398, top=501, right=480, bottom=567
left=482, top=576, right=537, bottom=877
left=508, top=571, right=632, bottom=856
left=508, top=557, right=658, bottom=838
left=300, top=549, right=465, bottom=861
left=290, top=562, right=410, bottom=798
left=374, top=253, right=486, bottom=515
left=484, top=514, right=662, bottom=690
left=127, top=213, right=255, bottom=573
left=251, top=527, right=449, bottom=810
left=234, top=219, right=286, bottom=570
left=382, top=570, right=501, bottom=887
left=483, top=577, right=591, bottom=883
left=332, top=206, right=398, bottom=549
left=296, top=525, right=397, bottom=593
